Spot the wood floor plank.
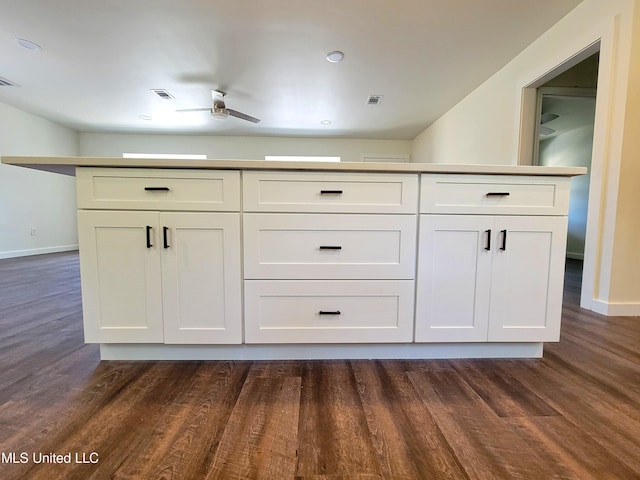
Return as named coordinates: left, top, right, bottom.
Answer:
left=296, top=361, right=380, bottom=477
left=10, top=362, right=203, bottom=480
left=2, top=252, right=640, bottom=479
left=407, top=364, right=572, bottom=480
left=492, top=356, right=640, bottom=472
left=450, top=359, right=560, bottom=418
left=548, top=335, right=640, bottom=404
left=206, top=375, right=301, bottom=479
left=0, top=344, right=99, bottom=444
left=0, top=361, right=155, bottom=480
left=0, top=360, right=147, bottom=454
left=294, top=475, right=382, bottom=479
left=351, top=360, right=469, bottom=480
left=507, top=416, right=640, bottom=479
left=247, top=360, right=304, bottom=378
left=114, top=361, right=251, bottom=480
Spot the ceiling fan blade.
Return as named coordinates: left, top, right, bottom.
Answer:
left=227, top=108, right=261, bottom=123
left=540, top=113, right=559, bottom=124
left=176, top=108, right=211, bottom=112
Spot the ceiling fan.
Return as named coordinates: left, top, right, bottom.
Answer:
left=539, top=112, right=559, bottom=136
left=176, top=90, right=260, bottom=123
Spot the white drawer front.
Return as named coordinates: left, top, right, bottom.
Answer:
left=243, top=214, right=417, bottom=279
left=420, top=174, right=571, bottom=215
left=244, top=280, right=414, bottom=343
left=243, top=171, right=419, bottom=213
left=77, top=168, right=240, bottom=211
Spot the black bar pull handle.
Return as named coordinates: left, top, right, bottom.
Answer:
left=320, top=190, right=343, bottom=195
left=485, top=229, right=491, bottom=251
left=319, top=245, right=342, bottom=250
left=146, top=226, right=153, bottom=248
left=500, top=230, right=507, bottom=251
left=163, top=227, right=170, bottom=249
left=319, top=310, right=341, bottom=315
left=144, top=186, right=170, bottom=191
left=486, top=192, right=510, bottom=197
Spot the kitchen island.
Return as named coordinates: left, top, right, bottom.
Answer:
left=2, top=156, right=586, bottom=360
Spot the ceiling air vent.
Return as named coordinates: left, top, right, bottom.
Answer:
left=151, top=88, right=174, bottom=100
left=367, top=95, right=383, bottom=105
left=0, top=76, right=18, bottom=87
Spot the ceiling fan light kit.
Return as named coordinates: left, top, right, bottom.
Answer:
left=176, top=90, right=260, bottom=124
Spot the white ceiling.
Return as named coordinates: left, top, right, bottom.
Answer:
left=0, top=0, right=582, bottom=140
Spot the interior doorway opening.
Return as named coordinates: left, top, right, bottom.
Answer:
left=518, top=44, right=600, bottom=303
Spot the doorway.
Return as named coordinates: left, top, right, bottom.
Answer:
left=519, top=47, right=600, bottom=305
left=537, top=90, right=596, bottom=263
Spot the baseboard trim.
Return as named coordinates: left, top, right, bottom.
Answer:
left=0, top=244, right=79, bottom=260
left=100, top=342, right=545, bottom=361
left=591, top=299, right=640, bottom=317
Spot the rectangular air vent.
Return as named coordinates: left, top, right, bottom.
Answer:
left=367, top=95, right=383, bottom=105
left=0, top=76, right=18, bottom=87
left=151, top=88, right=174, bottom=100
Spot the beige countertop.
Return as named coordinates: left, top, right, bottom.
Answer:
left=1, top=155, right=587, bottom=177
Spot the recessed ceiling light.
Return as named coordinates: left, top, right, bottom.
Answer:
left=139, top=115, right=152, bottom=121
left=321, top=120, right=332, bottom=125
left=15, top=38, right=42, bottom=51
left=326, top=51, right=344, bottom=63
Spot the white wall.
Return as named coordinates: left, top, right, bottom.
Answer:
left=608, top=0, right=640, bottom=309
left=0, top=102, right=79, bottom=258
left=79, top=133, right=412, bottom=163
left=411, top=0, right=633, bottom=166
left=410, top=0, right=640, bottom=314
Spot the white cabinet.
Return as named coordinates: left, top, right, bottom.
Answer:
left=71, top=165, right=577, bottom=357
left=414, top=215, right=492, bottom=342
left=419, top=174, right=571, bottom=215
left=76, top=168, right=241, bottom=211
left=487, top=215, right=567, bottom=342
left=77, top=168, right=242, bottom=345
left=415, top=215, right=567, bottom=342
left=160, top=213, right=241, bottom=344
left=416, top=173, right=571, bottom=344
left=242, top=171, right=418, bottom=344
left=79, top=210, right=241, bottom=344
left=243, top=171, right=418, bottom=213
left=244, top=280, right=415, bottom=343
left=78, top=211, right=164, bottom=343
left=243, top=213, right=417, bottom=280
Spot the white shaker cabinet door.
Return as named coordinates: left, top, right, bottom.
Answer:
left=488, top=216, right=567, bottom=342
left=78, top=210, right=164, bottom=343
left=416, top=215, right=567, bottom=343
left=415, top=215, right=492, bottom=342
left=160, top=213, right=242, bottom=344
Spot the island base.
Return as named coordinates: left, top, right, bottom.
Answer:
left=99, top=342, right=544, bottom=361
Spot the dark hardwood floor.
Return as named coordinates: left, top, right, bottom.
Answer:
left=0, top=252, right=639, bottom=479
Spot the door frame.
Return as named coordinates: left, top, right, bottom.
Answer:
left=515, top=16, right=622, bottom=313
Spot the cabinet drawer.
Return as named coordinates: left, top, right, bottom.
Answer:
left=77, top=168, right=240, bottom=211
left=244, top=280, right=415, bottom=343
left=243, top=171, right=419, bottom=213
left=420, top=174, right=571, bottom=215
left=243, top=214, right=417, bottom=279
